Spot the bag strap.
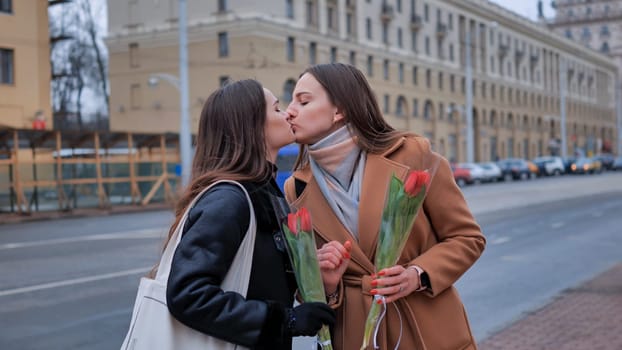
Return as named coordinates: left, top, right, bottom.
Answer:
left=155, top=180, right=256, bottom=287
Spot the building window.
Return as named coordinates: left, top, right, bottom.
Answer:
left=396, top=96, right=406, bottom=116
left=449, top=44, right=454, bottom=62
left=424, top=4, right=429, bottom=22
left=346, top=13, right=353, bottom=35
left=129, top=43, right=139, bottom=68
left=330, top=46, right=337, bottom=63
left=218, top=32, right=229, bottom=57
left=219, top=76, right=230, bottom=87
left=218, top=0, right=227, bottom=12
left=450, top=74, right=455, bottom=92
left=412, top=66, right=418, bottom=85
left=130, top=84, right=142, bottom=109
left=397, top=0, right=402, bottom=13
left=425, top=36, right=430, bottom=55
left=601, top=42, right=610, bottom=54
left=448, top=13, right=453, bottom=30
left=600, top=25, right=610, bottom=38
left=306, top=0, right=316, bottom=25
left=367, top=55, right=374, bottom=76
left=397, top=28, right=403, bottom=48
left=426, top=69, right=431, bottom=88
left=565, top=29, right=572, bottom=39
left=398, top=62, right=404, bottom=83
left=349, top=51, right=356, bottom=66
left=384, top=94, right=390, bottom=113
left=438, top=72, right=443, bottom=90
left=0, top=48, right=14, bottom=84
left=383, top=59, right=390, bottom=80
left=283, top=79, right=296, bottom=103
left=366, top=18, right=372, bottom=40
left=438, top=102, right=444, bottom=120
left=309, top=42, right=317, bottom=64
left=411, top=30, right=418, bottom=52
left=328, top=6, right=335, bottom=31
left=286, top=0, right=294, bottom=19
left=482, top=82, right=486, bottom=99
left=287, top=37, right=295, bottom=62
left=413, top=98, right=419, bottom=117
left=382, top=23, right=389, bottom=44
left=0, top=0, right=12, bottom=13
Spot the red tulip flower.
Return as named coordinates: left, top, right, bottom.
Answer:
left=287, top=212, right=298, bottom=235
left=298, top=207, right=312, bottom=232
left=404, top=170, right=430, bottom=197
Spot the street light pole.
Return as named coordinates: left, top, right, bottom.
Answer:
left=559, top=57, right=568, bottom=158
left=465, top=24, right=475, bottom=163
left=178, top=0, right=192, bottom=188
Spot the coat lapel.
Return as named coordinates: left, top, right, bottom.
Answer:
left=290, top=169, right=375, bottom=273
left=358, top=139, right=410, bottom=261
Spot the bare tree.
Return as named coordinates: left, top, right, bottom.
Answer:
left=49, top=0, right=109, bottom=130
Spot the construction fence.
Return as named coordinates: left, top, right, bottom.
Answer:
left=0, top=127, right=182, bottom=215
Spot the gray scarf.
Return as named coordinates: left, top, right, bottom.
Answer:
left=308, top=125, right=366, bottom=239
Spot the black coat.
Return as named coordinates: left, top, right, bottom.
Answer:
left=166, top=178, right=297, bottom=349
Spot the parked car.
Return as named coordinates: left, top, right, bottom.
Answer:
left=570, top=157, right=601, bottom=174
left=593, top=154, right=615, bottom=170
left=562, top=157, right=576, bottom=173
left=496, top=158, right=532, bottom=181
left=478, top=162, right=504, bottom=182
left=451, top=164, right=472, bottom=187
left=613, top=156, right=622, bottom=171
left=533, top=156, right=565, bottom=176
left=457, top=163, right=487, bottom=184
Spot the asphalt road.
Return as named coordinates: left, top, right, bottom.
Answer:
left=0, top=173, right=620, bottom=350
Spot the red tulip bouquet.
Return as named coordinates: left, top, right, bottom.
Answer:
left=361, top=168, right=437, bottom=350
left=282, top=208, right=333, bottom=350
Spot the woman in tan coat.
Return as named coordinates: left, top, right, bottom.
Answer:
left=284, top=63, right=486, bottom=350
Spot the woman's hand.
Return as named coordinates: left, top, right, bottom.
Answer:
left=370, top=265, right=421, bottom=304
left=317, top=240, right=352, bottom=294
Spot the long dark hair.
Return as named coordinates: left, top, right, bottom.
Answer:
left=293, top=63, right=409, bottom=169
left=152, top=79, right=272, bottom=275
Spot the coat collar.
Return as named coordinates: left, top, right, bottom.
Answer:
left=291, top=137, right=410, bottom=273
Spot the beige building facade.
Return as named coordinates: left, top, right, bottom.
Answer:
left=106, top=0, right=619, bottom=162
left=549, top=0, right=622, bottom=155
left=0, top=0, right=52, bottom=130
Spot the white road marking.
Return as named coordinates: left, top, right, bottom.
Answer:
left=551, top=222, right=565, bottom=229
left=0, top=267, right=151, bottom=297
left=0, top=229, right=163, bottom=250
left=490, top=236, right=511, bottom=245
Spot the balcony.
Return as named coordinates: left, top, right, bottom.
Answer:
left=515, top=49, right=525, bottom=62
left=498, top=44, right=509, bottom=58
left=410, top=14, right=423, bottom=31
left=381, top=3, right=394, bottom=22
left=436, top=23, right=448, bottom=39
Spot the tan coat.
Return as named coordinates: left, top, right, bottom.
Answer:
left=284, top=136, right=486, bottom=350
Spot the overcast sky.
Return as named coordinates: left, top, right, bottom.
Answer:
left=489, top=0, right=556, bottom=21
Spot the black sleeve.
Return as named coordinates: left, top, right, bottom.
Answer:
left=166, top=184, right=287, bottom=347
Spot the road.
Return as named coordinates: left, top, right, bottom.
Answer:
left=0, top=173, right=620, bottom=349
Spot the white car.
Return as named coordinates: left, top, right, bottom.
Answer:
left=533, top=156, right=565, bottom=176
left=457, top=163, right=487, bottom=183
left=478, top=162, right=503, bottom=182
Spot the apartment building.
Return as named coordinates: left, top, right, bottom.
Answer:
left=549, top=0, right=622, bottom=154
left=0, top=0, right=52, bottom=130
left=106, top=0, right=619, bottom=161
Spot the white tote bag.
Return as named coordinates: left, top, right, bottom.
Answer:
left=120, top=180, right=256, bottom=350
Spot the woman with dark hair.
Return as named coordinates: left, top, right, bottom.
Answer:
left=164, top=79, right=335, bottom=349
left=284, top=64, right=486, bottom=350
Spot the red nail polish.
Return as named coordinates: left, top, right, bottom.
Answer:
left=376, top=299, right=383, bottom=305
left=370, top=289, right=377, bottom=295
left=371, top=280, right=378, bottom=287
left=378, top=271, right=386, bottom=276
left=344, top=252, right=351, bottom=259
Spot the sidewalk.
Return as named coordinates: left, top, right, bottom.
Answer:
left=0, top=202, right=171, bottom=225
left=479, top=263, right=622, bottom=350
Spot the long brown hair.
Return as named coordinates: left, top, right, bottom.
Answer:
left=151, top=79, right=273, bottom=276
left=293, top=63, right=409, bottom=169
